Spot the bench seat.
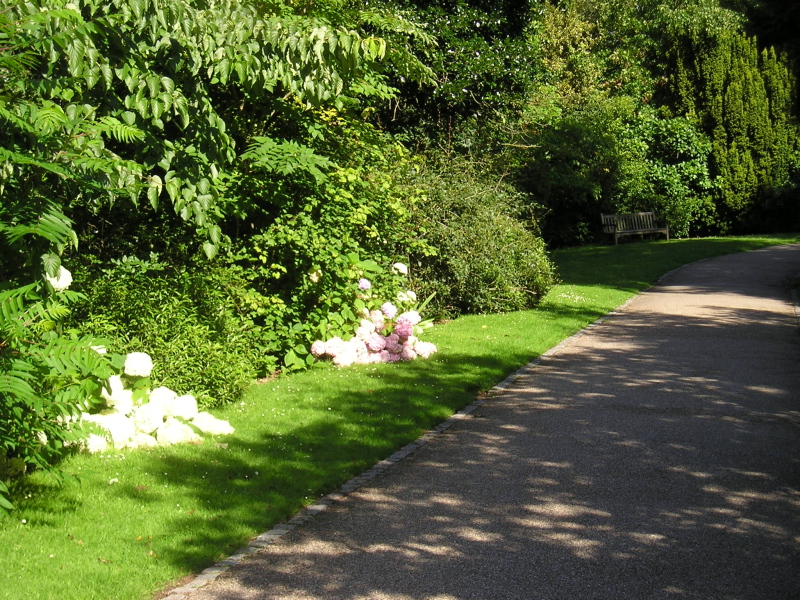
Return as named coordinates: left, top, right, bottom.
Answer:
left=601, top=212, right=669, bottom=245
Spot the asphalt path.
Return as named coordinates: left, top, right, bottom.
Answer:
left=170, top=244, right=800, bottom=600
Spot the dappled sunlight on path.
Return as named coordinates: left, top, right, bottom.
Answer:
left=181, top=245, right=800, bottom=600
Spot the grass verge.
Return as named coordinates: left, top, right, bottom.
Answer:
left=2, top=235, right=798, bottom=600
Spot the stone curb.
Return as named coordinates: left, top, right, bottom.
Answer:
left=159, top=302, right=633, bottom=599
left=159, top=256, right=731, bottom=600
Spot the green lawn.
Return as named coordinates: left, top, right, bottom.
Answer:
left=3, top=235, right=798, bottom=600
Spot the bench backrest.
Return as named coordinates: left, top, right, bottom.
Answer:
left=602, top=212, right=658, bottom=232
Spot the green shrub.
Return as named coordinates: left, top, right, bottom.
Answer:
left=221, top=114, right=433, bottom=369
left=660, top=6, right=800, bottom=232
left=70, top=255, right=267, bottom=408
left=409, top=159, right=557, bottom=316
left=0, top=203, right=115, bottom=512
left=383, top=0, right=536, bottom=143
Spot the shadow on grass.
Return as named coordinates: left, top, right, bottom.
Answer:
left=552, top=237, right=800, bottom=290
left=140, top=242, right=800, bottom=580
left=170, top=258, right=800, bottom=599
left=122, top=349, right=544, bottom=574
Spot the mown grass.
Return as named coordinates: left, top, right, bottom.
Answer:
left=2, top=234, right=798, bottom=600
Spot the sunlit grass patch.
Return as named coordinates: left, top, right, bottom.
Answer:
left=2, top=234, right=798, bottom=600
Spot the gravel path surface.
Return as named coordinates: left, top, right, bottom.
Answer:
left=167, top=244, right=800, bottom=600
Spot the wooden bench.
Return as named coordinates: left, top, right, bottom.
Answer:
left=601, top=212, right=669, bottom=245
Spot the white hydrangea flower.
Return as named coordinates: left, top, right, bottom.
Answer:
left=148, top=386, right=178, bottom=412
left=171, top=394, right=199, bottom=421
left=397, top=290, right=417, bottom=303
left=132, top=401, right=165, bottom=434
left=45, top=266, right=72, bottom=292
left=102, top=377, right=134, bottom=415
left=157, top=418, right=202, bottom=446
left=85, top=433, right=108, bottom=454
left=191, top=412, right=235, bottom=435
left=36, top=431, right=48, bottom=445
left=124, top=352, right=153, bottom=377
left=392, top=262, right=409, bottom=275
left=103, top=375, right=125, bottom=398
left=97, top=411, right=136, bottom=448
left=131, top=433, right=159, bottom=449
left=108, top=389, right=134, bottom=416
left=91, top=345, right=107, bottom=355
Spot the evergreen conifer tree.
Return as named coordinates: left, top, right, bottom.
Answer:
left=663, top=6, right=798, bottom=231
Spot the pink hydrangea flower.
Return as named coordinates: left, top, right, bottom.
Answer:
left=394, top=321, right=413, bottom=340
left=381, top=302, right=398, bottom=319
left=358, top=278, right=371, bottom=290
left=324, top=337, right=346, bottom=357
left=369, top=310, right=386, bottom=331
left=414, top=341, right=438, bottom=359
left=366, top=333, right=387, bottom=352
left=356, top=319, right=377, bottom=342
left=400, top=346, right=417, bottom=361
left=384, top=334, right=403, bottom=354
left=310, top=340, right=327, bottom=357
left=351, top=339, right=369, bottom=363
left=333, top=348, right=357, bottom=367
left=396, top=311, right=422, bottom=326
left=366, top=352, right=384, bottom=364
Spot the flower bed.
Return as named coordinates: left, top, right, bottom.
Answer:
left=310, top=272, right=438, bottom=367
left=79, top=352, right=235, bottom=452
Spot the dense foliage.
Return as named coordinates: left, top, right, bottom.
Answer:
left=0, top=0, right=437, bottom=508
left=661, top=4, right=799, bottom=232
left=1, top=0, right=798, bottom=509
left=386, top=0, right=799, bottom=246
left=409, top=159, right=556, bottom=315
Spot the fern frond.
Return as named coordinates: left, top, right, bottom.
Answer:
left=30, top=336, right=112, bottom=379
left=96, top=116, right=145, bottom=143
left=3, top=205, right=78, bottom=251
left=242, top=136, right=331, bottom=183
left=0, top=284, right=39, bottom=325
left=0, top=360, right=38, bottom=406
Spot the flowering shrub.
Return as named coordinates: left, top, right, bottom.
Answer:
left=123, top=352, right=153, bottom=378
left=310, top=272, right=438, bottom=367
left=79, top=352, right=235, bottom=452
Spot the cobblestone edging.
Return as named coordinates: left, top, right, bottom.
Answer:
left=159, top=277, right=670, bottom=599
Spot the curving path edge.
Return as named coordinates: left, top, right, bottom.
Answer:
left=164, top=244, right=800, bottom=600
